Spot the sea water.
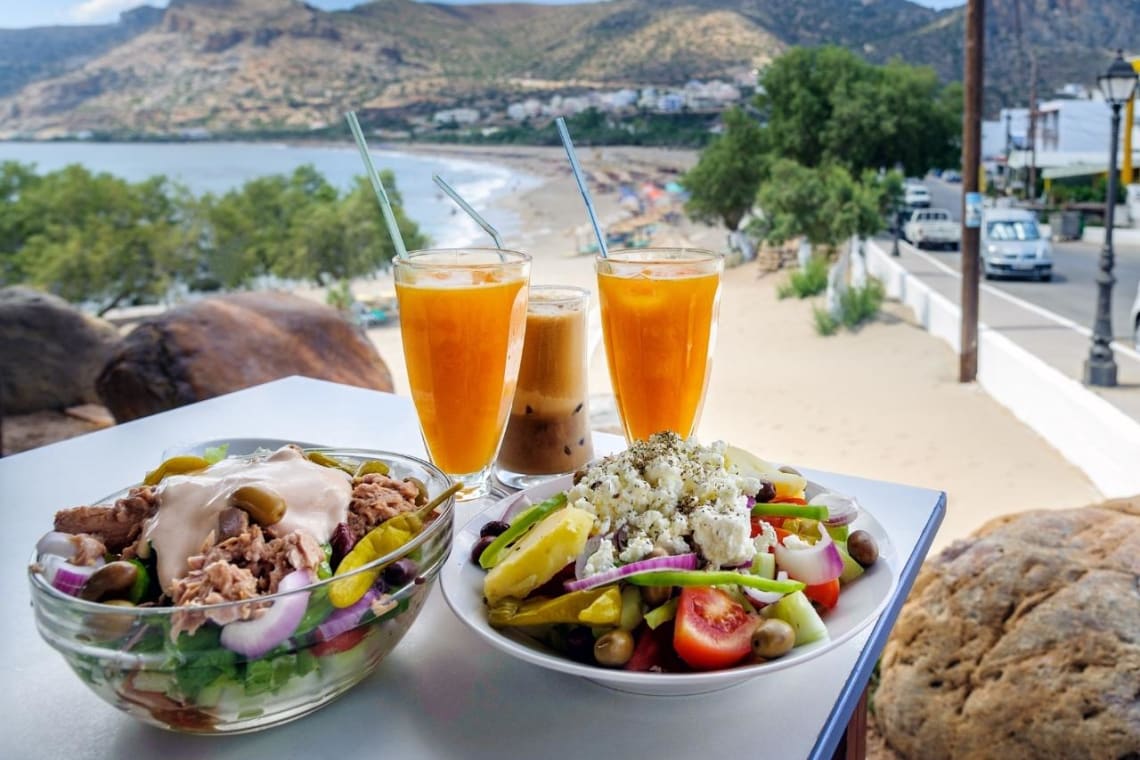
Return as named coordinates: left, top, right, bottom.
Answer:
left=0, top=141, right=539, bottom=249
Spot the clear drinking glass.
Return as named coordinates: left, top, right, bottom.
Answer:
left=394, top=248, right=531, bottom=499
left=495, top=285, right=595, bottom=489
left=595, top=248, right=724, bottom=442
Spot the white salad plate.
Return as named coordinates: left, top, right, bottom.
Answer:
left=440, top=473, right=899, bottom=697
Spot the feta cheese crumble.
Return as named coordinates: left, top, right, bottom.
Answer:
left=568, top=432, right=760, bottom=575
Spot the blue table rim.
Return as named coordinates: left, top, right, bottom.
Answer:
left=808, top=490, right=947, bottom=760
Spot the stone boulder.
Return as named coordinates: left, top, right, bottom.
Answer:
left=96, top=292, right=394, bottom=422
left=0, top=287, right=120, bottom=414
left=875, top=499, right=1140, bottom=760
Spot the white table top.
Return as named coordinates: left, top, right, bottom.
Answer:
left=0, top=376, right=945, bottom=759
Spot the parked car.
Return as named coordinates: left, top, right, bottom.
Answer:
left=1130, top=280, right=1140, bottom=350
left=903, top=184, right=931, bottom=208
left=981, top=209, right=1052, bottom=281
left=903, top=208, right=961, bottom=250
left=942, top=169, right=962, bottom=183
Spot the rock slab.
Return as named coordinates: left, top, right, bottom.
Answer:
left=875, top=499, right=1140, bottom=760
left=0, top=287, right=120, bottom=414
left=96, top=292, right=394, bottom=422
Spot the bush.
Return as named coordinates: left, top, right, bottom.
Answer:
left=812, top=305, right=839, bottom=336
left=777, top=255, right=829, bottom=299
left=839, top=278, right=885, bottom=329
left=812, top=278, right=885, bottom=336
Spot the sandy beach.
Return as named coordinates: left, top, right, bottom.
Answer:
left=365, top=144, right=1101, bottom=552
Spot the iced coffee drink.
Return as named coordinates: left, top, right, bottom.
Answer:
left=496, top=286, right=594, bottom=488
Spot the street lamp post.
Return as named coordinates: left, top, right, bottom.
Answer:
left=1084, top=50, right=1138, bottom=388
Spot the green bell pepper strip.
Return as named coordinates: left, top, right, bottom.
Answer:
left=624, top=569, right=805, bottom=594
left=643, top=598, right=678, bottom=629
left=751, top=503, right=829, bottom=521
left=478, top=493, right=568, bottom=569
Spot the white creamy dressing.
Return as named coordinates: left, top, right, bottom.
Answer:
left=143, top=446, right=352, bottom=593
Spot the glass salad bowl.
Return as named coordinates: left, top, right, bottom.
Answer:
left=27, top=448, right=455, bottom=734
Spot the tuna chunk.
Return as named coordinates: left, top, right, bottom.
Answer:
left=169, top=526, right=324, bottom=637
left=347, top=474, right=420, bottom=540
left=53, top=487, right=159, bottom=552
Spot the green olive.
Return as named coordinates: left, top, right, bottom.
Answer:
left=79, top=561, right=139, bottom=602
left=640, top=583, right=672, bottom=608
left=847, top=530, right=879, bottom=567
left=593, top=629, right=635, bottom=667
left=354, top=459, right=391, bottom=478
left=142, top=455, right=209, bottom=486
left=752, top=618, right=796, bottom=660
left=86, top=599, right=136, bottom=640
left=406, top=477, right=429, bottom=506
left=229, top=485, right=287, bottom=526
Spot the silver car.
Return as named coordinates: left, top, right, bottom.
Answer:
left=982, top=209, right=1053, bottom=281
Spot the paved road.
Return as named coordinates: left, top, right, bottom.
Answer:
left=909, top=176, right=1140, bottom=343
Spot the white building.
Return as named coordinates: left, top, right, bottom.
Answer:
left=432, top=108, right=480, bottom=126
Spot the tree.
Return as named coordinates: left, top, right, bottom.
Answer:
left=281, top=172, right=428, bottom=285
left=17, top=167, right=193, bottom=314
left=756, top=46, right=961, bottom=176
left=756, top=160, right=888, bottom=250
left=682, top=107, right=768, bottom=230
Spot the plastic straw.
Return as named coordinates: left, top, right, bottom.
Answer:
left=344, top=111, right=408, bottom=260
left=432, top=174, right=504, bottom=248
left=555, top=117, right=608, bottom=258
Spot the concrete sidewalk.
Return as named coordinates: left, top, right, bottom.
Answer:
left=886, top=240, right=1140, bottom=424
left=866, top=238, right=1140, bottom=498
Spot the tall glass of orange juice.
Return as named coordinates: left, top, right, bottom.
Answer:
left=394, top=248, right=531, bottom=499
left=596, top=248, right=723, bottom=442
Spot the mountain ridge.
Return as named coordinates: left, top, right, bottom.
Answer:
left=0, top=0, right=1132, bottom=138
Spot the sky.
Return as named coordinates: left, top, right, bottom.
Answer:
left=1, top=0, right=967, bottom=29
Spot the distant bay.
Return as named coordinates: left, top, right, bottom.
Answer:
left=0, top=141, right=538, bottom=249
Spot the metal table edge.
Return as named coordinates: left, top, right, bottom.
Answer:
left=808, top=490, right=948, bottom=760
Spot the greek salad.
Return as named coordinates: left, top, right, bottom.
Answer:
left=471, top=433, right=879, bottom=672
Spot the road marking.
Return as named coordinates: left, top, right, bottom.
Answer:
left=900, top=241, right=1140, bottom=363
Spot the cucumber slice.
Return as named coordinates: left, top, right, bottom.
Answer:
left=837, top=542, right=865, bottom=585
left=762, top=591, right=828, bottom=646
left=751, top=552, right=776, bottom=580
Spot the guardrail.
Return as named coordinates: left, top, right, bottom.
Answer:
left=865, top=238, right=1140, bottom=498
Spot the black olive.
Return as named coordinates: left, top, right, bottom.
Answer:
left=755, top=480, right=777, bottom=503
left=383, top=558, right=419, bottom=586
left=479, top=520, right=510, bottom=538
left=564, top=626, right=596, bottom=663
left=470, top=535, right=495, bottom=565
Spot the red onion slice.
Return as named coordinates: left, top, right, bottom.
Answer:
left=41, top=555, right=100, bottom=596
left=743, top=586, right=785, bottom=608
left=574, top=535, right=603, bottom=581
left=500, top=493, right=533, bottom=523
left=564, top=552, right=698, bottom=592
left=774, top=523, right=845, bottom=585
left=814, top=492, right=860, bottom=527
left=220, top=569, right=315, bottom=658
left=315, top=587, right=380, bottom=642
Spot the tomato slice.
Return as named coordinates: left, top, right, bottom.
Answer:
left=804, top=578, right=841, bottom=611
left=672, top=587, right=759, bottom=670
left=750, top=515, right=784, bottom=537
left=310, top=625, right=368, bottom=657
left=626, top=623, right=684, bottom=672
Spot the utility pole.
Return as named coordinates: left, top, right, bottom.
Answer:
left=1004, top=111, right=1012, bottom=189
left=960, top=0, right=984, bottom=383
left=1027, top=54, right=1038, bottom=203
